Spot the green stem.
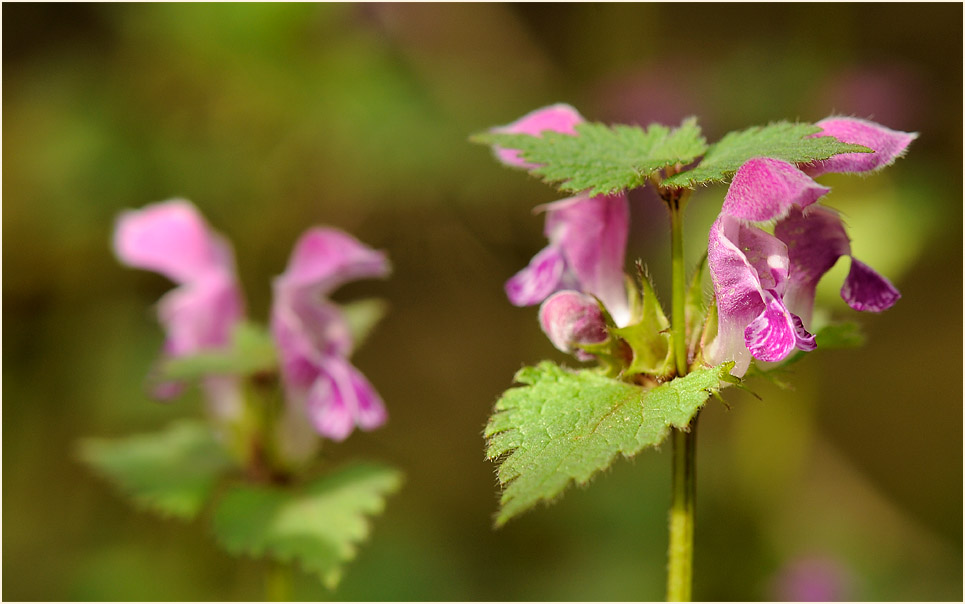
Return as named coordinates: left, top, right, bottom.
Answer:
left=266, top=561, right=292, bottom=602
left=666, top=194, right=696, bottom=602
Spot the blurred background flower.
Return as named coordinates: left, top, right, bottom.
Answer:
left=3, top=3, right=961, bottom=600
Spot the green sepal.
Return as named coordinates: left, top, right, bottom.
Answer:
left=162, top=321, right=277, bottom=381
left=78, top=420, right=236, bottom=520
left=473, top=118, right=708, bottom=196
left=663, top=122, right=872, bottom=188
left=485, top=361, right=735, bottom=526
left=684, top=254, right=709, bottom=365
left=211, top=462, right=403, bottom=589
left=611, top=266, right=673, bottom=378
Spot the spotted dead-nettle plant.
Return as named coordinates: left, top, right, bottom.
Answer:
left=80, top=199, right=402, bottom=597
left=474, top=106, right=914, bottom=601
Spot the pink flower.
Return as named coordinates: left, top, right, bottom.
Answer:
left=705, top=214, right=815, bottom=377
left=113, top=199, right=244, bottom=417
left=505, top=194, right=631, bottom=327
left=775, top=206, right=900, bottom=326
left=271, top=228, right=391, bottom=441
left=706, top=117, right=910, bottom=374
left=722, top=158, right=829, bottom=222
left=803, top=116, right=917, bottom=177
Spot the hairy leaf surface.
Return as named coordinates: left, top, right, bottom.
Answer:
left=485, top=362, right=733, bottom=525
left=663, top=122, right=871, bottom=187
left=475, top=119, right=707, bottom=196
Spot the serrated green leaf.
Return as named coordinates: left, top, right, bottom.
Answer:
left=663, top=122, right=872, bottom=188
left=475, top=119, right=708, bottom=196
left=484, top=362, right=733, bottom=525
left=211, top=463, right=403, bottom=589
left=162, top=321, right=277, bottom=381
left=340, top=298, right=389, bottom=351
left=78, top=420, right=235, bottom=520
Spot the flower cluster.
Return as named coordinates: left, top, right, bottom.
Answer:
left=706, top=118, right=914, bottom=376
left=114, top=200, right=389, bottom=444
left=488, top=107, right=914, bottom=376
left=491, top=104, right=631, bottom=359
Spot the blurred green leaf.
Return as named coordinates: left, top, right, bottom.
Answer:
left=485, top=362, right=734, bottom=526
left=78, top=420, right=235, bottom=520
left=341, top=298, right=389, bottom=351
left=162, top=321, right=277, bottom=381
left=211, top=463, right=403, bottom=589
left=663, top=122, right=870, bottom=187
left=474, top=118, right=707, bottom=196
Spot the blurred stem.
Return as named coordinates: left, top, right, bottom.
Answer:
left=666, top=192, right=696, bottom=602
left=266, top=561, right=292, bottom=602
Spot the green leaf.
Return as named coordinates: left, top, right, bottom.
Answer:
left=663, top=122, right=872, bottom=188
left=162, top=321, right=277, bottom=381
left=474, top=119, right=708, bottom=196
left=211, top=463, right=403, bottom=589
left=78, top=420, right=235, bottom=520
left=485, top=362, right=734, bottom=525
left=340, top=298, right=389, bottom=350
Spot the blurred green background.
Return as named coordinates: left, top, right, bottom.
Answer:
left=3, top=3, right=962, bottom=601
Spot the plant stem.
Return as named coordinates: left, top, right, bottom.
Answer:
left=667, top=419, right=697, bottom=601
left=666, top=194, right=696, bottom=602
left=266, top=561, right=292, bottom=602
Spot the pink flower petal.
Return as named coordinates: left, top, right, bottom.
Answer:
left=541, top=193, right=630, bottom=326
left=841, top=257, right=900, bottom=312
left=278, top=227, right=390, bottom=296
left=491, top=103, right=585, bottom=168
left=305, top=357, right=387, bottom=441
left=114, top=199, right=234, bottom=284
left=306, top=370, right=354, bottom=442
left=505, top=245, right=566, bottom=306
left=723, top=158, right=830, bottom=222
left=743, top=291, right=806, bottom=363
left=804, top=117, right=917, bottom=177
left=774, top=207, right=852, bottom=326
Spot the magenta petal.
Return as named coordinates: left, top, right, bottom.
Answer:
left=491, top=104, right=585, bottom=168
left=538, top=290, right=608, bottom=359
left=791, top=314, right=817, bottom=351
left=723, top=158, right=830, bottom=222
left=744, top=292, right=801, bottom=363
left=305, top=357, right=386, bottom=440
left=344, top=362, right=388, bottom=431
left=773, top=206, right=852, bottom=325
left=505, top=245, right=566, bottom=306
left=542, top=193, right=630, bottom=325
left=804, top=117, right=918, bottom=177
left=157, top=273, right=244, bottom=356
left=279, top=227, right=390, bottom=297
left=114, top=199, right=234, bottom=284
left=841, top=257, right=900, bottom=312
left=306, top=371, right=354, bottom=442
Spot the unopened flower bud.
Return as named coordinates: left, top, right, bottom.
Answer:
left=538, top=291, right=608, bottom=360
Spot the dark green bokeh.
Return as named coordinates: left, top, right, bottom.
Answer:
left=3, top=3, right=961, bottom=601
